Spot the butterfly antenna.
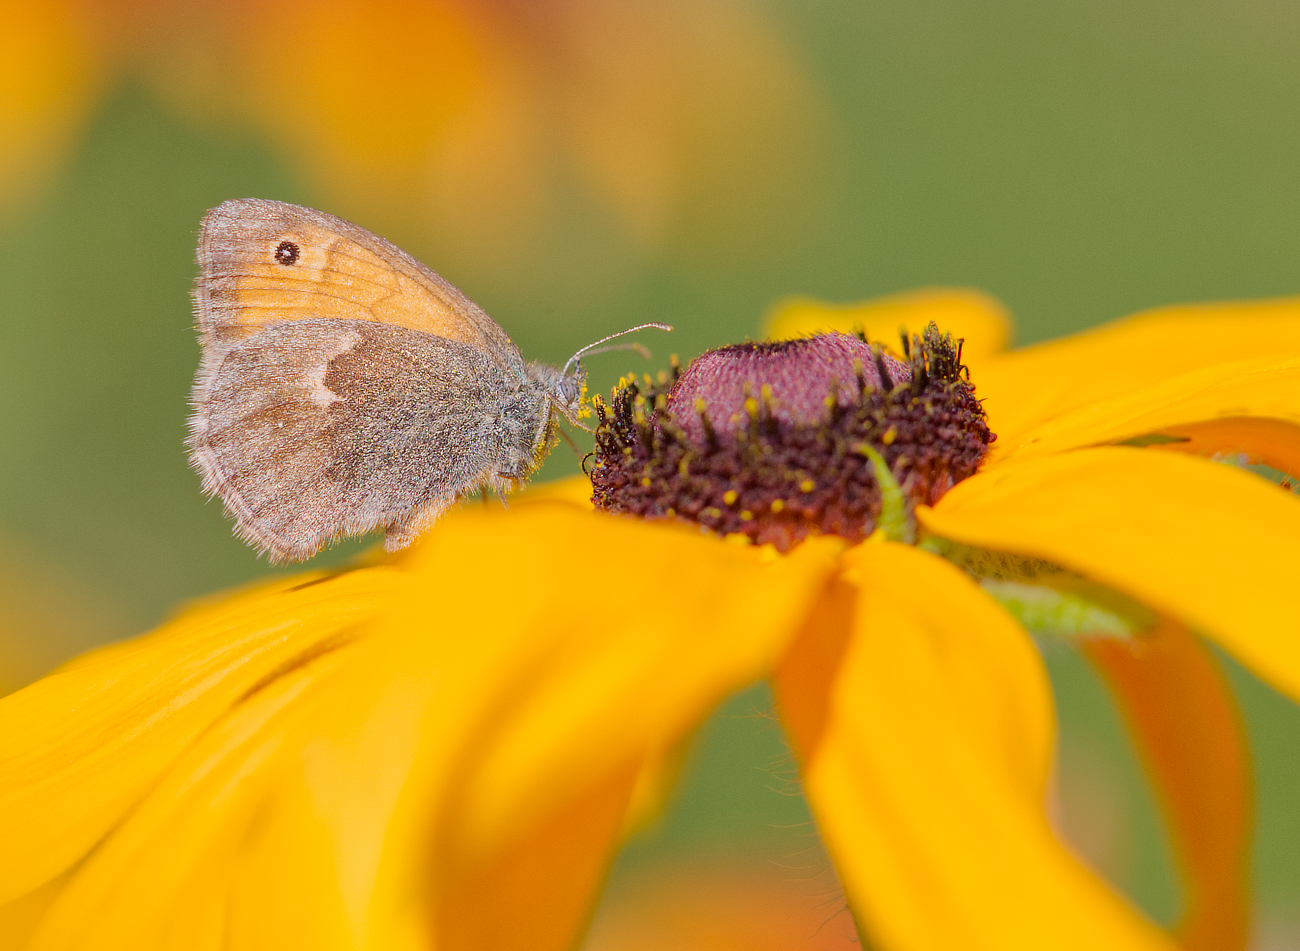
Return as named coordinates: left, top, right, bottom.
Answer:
left=577, top=341, right=652, bottom=361
left=564, top=322, right=673, bottom=376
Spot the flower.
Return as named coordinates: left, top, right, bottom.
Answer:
left=0, top=0, right=833, bottom=285
left=2, top=289, right=1298, bottom=950
left=0, top=496, right=841, bottom=949
left=587, top=324, right=994, bottom=548
left=765, top=288, right=1298, bottom=950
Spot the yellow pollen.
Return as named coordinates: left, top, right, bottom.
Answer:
left=723, top=490, right=739, bottom=505
left=641, top=476, right=652, bottom=487
left=745, top=397, right=759, bottom=417
left=740, top=510, right=754, bottom=521
left=695, top=397, right=708, bottom=414
left=882, top=426, right=898, bottom=446
left=800, top=479, right=815, bottom=493
left=770, top=499, right=785, bottom=513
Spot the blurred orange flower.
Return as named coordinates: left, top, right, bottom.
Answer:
left=2, top=0, right=835, bottom=283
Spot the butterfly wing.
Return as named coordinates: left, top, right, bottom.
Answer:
left=189, top=199, right=554, bottom=560
left=189, top=319, right=548, bottom=563
left=194, top=198, right=518, bottom=364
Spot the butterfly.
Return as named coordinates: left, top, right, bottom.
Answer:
left=187, top=199, right=665, bottom=562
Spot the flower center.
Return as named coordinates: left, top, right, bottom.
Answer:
left=587, top=323, right=994, bottom=550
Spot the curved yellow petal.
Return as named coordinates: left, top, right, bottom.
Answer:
left=398, top=504, right=840, bottom=951
left=977, top=297, right=1300, bottom=448
left=0, top=568, right=399, bottom=908
left=1155, top=417, right=1300, bottom=480
left=514, top=473, right=595, bottom=509
left=1084, top=622, right=1251, bottom=951
left=921, top=447, right=1300, bottom=700
left=764, top=288, right=1012, bottom=366
left=28, top=637, right=363, bottom=951
left=14, top=497, right=839, bottom=950
left=0, top=871, right=68, bottom=951
left=993, top=355, right=1300, bottom=461
left=776, top=542, right=1176, bottom=951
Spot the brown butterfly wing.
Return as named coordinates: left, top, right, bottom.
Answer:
left=193, top=198, right=518, bottom=364
left=189, top=319, right=549, bottom=563
left=189, top=199, right=551, bottom=561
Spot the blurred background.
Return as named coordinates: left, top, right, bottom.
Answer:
left=2, top=0, right=1299, bottom=946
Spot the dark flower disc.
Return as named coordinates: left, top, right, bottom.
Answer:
left=587, top=323, right=995, bottom=550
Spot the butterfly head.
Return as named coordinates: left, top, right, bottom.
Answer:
left=528, top=361, right=588, bottom=423
left=529, top=323, right=672, bottom=431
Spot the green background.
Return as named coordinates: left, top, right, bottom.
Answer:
left=1, top=0, right=1298, bottom=941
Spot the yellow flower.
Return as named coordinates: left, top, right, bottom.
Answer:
left=2, top=290, right=1297, bottom=950
left=0, top=498, right=839, bottom=950
left=768, top=288, right=1298, bottom=950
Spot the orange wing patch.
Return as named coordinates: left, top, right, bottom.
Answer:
left=194, top=199, right=517, bottom=361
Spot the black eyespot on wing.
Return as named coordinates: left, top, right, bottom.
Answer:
left=274, top=240, right=300, bottom=266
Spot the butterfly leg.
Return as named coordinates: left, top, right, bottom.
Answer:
left=383, top=496, right=453, bottom=552
left=477, top=481, right=509, bottom=510
left=498, top=471, right=537, bottom=509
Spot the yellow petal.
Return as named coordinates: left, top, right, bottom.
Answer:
left=993, top=355, right=1300, bottom=461
left=776, top=542, right=1176, bottom=951
left=398, top=504, right=841, bottom=951
left=0, top=568, right=400, bottom=908
left=921, top=447, right=1300, bottom=700
left=1152, top=416, right=1300, bottom=481
left=28, top=637, right=363, bottom=951
left=0, top=871, right=68, bottom=951
left=764, top=288, right=1012, bottom=366
left=1084, top=622, right=1251, bottom=951
left=976, top=297, right=1300, bottom=450
left=514, top=473, right=595, bottom=509
left=14, top=498, right=839, bottom=951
